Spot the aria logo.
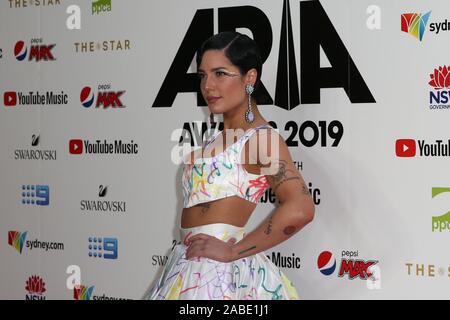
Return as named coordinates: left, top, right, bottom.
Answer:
left=14, top=135, right=57, bottom=161
left=152, top=0, right=375, bottom=110
left=14, top=40, right=56, bottom=62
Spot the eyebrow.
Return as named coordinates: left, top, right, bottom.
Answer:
left=197, top=67, right=231, bottom=73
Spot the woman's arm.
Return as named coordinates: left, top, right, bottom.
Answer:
left=229, top=131, right=315, bottom=260
left=186, top=130, right=315, bottom=262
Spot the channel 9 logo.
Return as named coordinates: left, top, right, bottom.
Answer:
left=21, top=185, right=50, bottom=205
left=88, top=236, right=118, bottom=259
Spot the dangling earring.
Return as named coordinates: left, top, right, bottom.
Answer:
left=245, top=84, right=255, bottom=123
left=209, top=112, right=216, bottom=125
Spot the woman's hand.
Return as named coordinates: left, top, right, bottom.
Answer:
left=185, top=233, right=237, bottom=263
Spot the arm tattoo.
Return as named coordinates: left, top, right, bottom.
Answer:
left=264, top=214, right=273, bottom=235
left=238, top=246, right=256, bottom=256
left=283, top=226, right=297, bottom=235
left=196, top=202, right=211, bottom=214
left=270, top=159, right=300, bottom=193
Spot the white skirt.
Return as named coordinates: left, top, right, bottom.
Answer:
left=144, top=223, right=300, bottom=300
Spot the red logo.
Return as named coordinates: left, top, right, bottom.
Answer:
left=429, top=66, right=450, bottom=90
left=396, top=139, right=416, bottom=157
left=29, top=45, right=56, bottom=62
left=25, top=275, right=46, bottom=295
left=338, top=259, right=377, bottom=280
left=69, top=139, right=83, bottom=154
left=96, top=91, right=125, bottom=108
left=4, top=91, right=17, bottom=106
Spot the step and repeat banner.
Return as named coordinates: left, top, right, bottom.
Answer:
left=1, top=0, right=449, bottom=300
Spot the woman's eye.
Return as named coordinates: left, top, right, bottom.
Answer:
left=216, top=71, right=226, bottom=77
left=197, top=73, right=205, bottom=79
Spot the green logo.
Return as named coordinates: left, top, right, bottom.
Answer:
left=92, top=0, right=111, bottom=15
left=431, top=187, right=450, bottom=232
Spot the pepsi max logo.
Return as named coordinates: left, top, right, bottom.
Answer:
left=338, top=259, right=378, bottom=280
left=317, top=251, right=336, bottom=276
left=80, top=86, right=126, bottom=109
left=14, top=41, right=27, bottom=61
left=80, top=87, right=95, bottom=108
left=14, top=40, right=56, bottom=62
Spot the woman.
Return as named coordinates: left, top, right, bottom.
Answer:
left=145, top=31, right=315, bottom=300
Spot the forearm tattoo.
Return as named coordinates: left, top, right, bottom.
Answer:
left=238, top=246, right=256, bottom=256
left=264, top=214, right=273, bottom=235
left=270, top=159, right=300, bottom=193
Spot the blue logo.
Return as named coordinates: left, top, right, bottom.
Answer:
left=88, top=237, right=118, bottom=259
left=21, top=185, right=49, bottom=205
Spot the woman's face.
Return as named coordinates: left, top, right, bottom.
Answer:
left=198, top=49, right=254, bottom=114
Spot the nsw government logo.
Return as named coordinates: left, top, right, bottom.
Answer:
left=429, top=65, right=450, bottom=110
left=25, top=275, right=46, bottom=300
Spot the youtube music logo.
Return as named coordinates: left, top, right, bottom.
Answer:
left=396, top=138, right=450, bottom=158
left=69, top=140, right=83, bottom=154
left=69, top=139, right=138, bottom=155
left=396, top=139, right=416, bottom=157
left=4, top=92, right=17, bottom=107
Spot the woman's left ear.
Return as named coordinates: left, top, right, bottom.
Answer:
left=246, top=69, right=257, bottom=85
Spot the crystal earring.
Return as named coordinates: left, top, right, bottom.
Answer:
left=209, top=112, right=216, bottom=125
left=245, top=84, right=255, bottom=123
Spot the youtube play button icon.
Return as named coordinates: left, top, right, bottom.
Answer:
left=4, top=91, right=17, bottom=107
left=396, top=139, right=416, bottom=157
left=69, top=139, right=83, bottom=154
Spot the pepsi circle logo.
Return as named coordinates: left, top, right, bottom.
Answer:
left=317, top=251, right=336, bottom=276
left=80, top=87, right=94, bottom=108
left=14, top=41, right=27, bottom=61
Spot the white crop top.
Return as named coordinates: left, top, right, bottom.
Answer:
left=181, top=124, right=273, bottom=208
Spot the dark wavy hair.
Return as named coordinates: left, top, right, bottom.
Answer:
left=196, top=31, right=263, bottom=98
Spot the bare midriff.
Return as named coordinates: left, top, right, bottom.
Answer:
left=180, top=195, right=257, bottom=228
